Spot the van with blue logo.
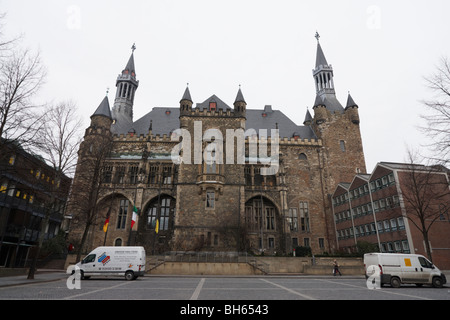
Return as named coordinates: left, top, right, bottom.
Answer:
left=75, top=246, right=146, bottom=280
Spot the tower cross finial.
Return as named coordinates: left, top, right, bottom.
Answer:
left=315, top=31, right=320, bottom=42
left=131, top=43, right=136, bottom=53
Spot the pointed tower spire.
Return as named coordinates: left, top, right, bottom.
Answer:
left=345, top=92, right=358, bottom=109
left=234, top=85, right=246, bottom=104
left=312, top=32, right=335, bottom=97
left=91, top=96, right=112, bottom=120
left=303, top=108, right=313, bottom=126
left=180, top=84, right=193, bottom=114
left=233, top=85, right=247, bottom=115
left=112, top=45, right=139, bottom=124
left=180, top=84, right=193, bottom=103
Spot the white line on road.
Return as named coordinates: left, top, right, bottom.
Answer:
left=190, top=278, right=205, bottom=300
left=260, top=278, right=316, bottom=300
left=319, top=279, right=433, bottom=300
left=63, top=281, right=131, bottom=300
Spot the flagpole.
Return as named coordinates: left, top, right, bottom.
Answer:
left=103, top=183, right=116, bottom=246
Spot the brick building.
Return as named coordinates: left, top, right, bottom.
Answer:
left=0, top=141, right=71, bottom=267
left=67, top=36, right=367, bottom=256
left=332, top=162, right=450, bottom=269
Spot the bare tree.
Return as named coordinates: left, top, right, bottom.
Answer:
left=421, top=56, right=450, bottom=165
left=26, top=102, right=83, bottom=279
left=0, top=47, right=46, bottom=155
left=67, top=131, right=113, bottom=263
left=36, top=101, right=83, bottom=177
left=399, top=151, right=450, bottom=262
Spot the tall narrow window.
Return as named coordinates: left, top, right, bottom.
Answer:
left=129, top=166, right=138, bottom=184
left=266, top=207, right=275, bottom=230
left=299, top=201, right=310, bottom=232
left=205, top=150, right=217, bottom=174
left=206, top=191, right=215, bottom=209
left=160, top=198, right=171, bottom=231
left=340, top=140, right=346, bottom=152
left=117, top=199, right=129, bottom=229
left=163, top=166, right=172, bottom=185
left=288, top=208, right=298, bottom=231
left=115, top=166, right=125, bottom=184
left=103, top=166, right=112, bottom=183
left=148, top=166, right=158, bottom=184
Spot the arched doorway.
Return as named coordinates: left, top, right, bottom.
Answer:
left=244, top=196, right=281, bottom=254
left=94, top=193, right=132, bottom=248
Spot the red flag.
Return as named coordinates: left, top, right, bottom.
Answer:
left=103, top=207, right=111, bottom=233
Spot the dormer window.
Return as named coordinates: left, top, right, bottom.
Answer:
left=209, top=101, right=217, bottom=111
left=128, top=129, right=136, bottom=137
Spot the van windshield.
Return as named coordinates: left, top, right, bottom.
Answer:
left=83, top=254, right=96, bottom=264
left=418, top=257, right=433, bottom=269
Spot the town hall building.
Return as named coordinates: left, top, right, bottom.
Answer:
left=67, top=36, right=366, bottom=256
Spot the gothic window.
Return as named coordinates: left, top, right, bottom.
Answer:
left=146, top=196, right=175, bottom=232
left=163, top=166, right=172, bottom=185
left=298, top=153, right=307, bottom=161
left=115, top=166, right=125, bottom=184
left=340, top=140, right=346, bottom=152
left=288, top=208, right=298, bottom=231
left=148, top=165, right=158, bottom=184
left=117, top=199, right=129, bottom=229
left=114, top=238, right=122, bottom=246
left=266, top=207, right=275, bottom=230
left=299, top=201, right=310, bottom=232
left=129, top=166, right=138, bottom=184
left=245, top=166, right=252, bottom=186
left=103, top=165, right=113, bottom=183
left=205, top=150, right=217, bottom=174
left=245, top=197, right=277, bottom=231
left=254, top=167, right=262, bottom=186
left=206, top=191, right=215, bottom=209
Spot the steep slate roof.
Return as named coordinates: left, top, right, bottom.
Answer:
left=234, top=88, right=246, bottom=104
left=313, top=94, right=344, bottom=113
left=315, top=42, right=329, bottom=68
left=124, top=53, right=135, bottom=74
left=180, top=87, right=193, bottom=103
left=345, top=93, right=358, bottom=109
left=196, top=95, right=231, bottom=111
left=111, top=96, right=317, bottom=140
left=91, top=96, right=112, bottom=119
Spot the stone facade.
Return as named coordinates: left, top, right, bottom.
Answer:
left=67, top=38, right=367, bottom=256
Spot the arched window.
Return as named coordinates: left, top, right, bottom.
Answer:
left=114, top=238, right=122, bottom=246
left=299, top=153, right=307, bottom=161
left=146, top=196, right=175, bottom=232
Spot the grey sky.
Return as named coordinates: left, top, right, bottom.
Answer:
left=2, top=0, right=450, bottom=172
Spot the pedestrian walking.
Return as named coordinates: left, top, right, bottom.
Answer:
left=333, top=259, right=342, bottom=276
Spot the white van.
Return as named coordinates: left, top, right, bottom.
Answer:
left=364, top=253, right=446, bottom=288
left=76, top=246, right=146, bottom=280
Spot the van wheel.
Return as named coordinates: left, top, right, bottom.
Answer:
left=80, top=271, right=90, bottom=280
left=125, top=271, right=135, bottom=281
left=432, top=276, right=443, bottom=288
left=390, top=277, right=401, bottom=288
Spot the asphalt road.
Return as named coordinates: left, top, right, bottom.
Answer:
left=0, top=275, right=448, bottom=301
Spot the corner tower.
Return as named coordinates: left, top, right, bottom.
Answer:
left=310, top=33, right=366, bottom=185
left=112, top=44, right=139, bottom=123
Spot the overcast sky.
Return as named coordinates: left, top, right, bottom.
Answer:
left=2, top=0, right=450, bottom=172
